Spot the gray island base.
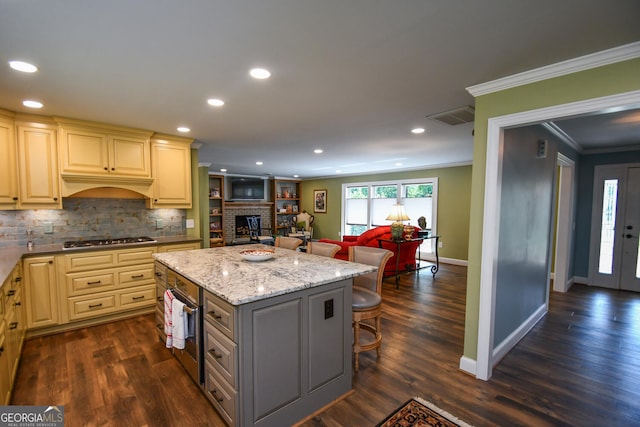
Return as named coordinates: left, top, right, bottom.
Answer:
left=153, top=245, right=376, bottom=427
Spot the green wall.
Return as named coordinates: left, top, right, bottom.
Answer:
left=464, top=57, right=640, bottom=361
left=300, top=165, right=472, bottom=262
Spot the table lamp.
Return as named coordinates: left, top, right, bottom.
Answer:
left=386, top=203, right=410, bottom=240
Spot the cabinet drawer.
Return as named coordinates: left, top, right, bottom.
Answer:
left=66, top=271, right=115, bottom=295
left=204, top=360, right=237, bottom=427
left=203, top=291, right=235, bottom=340
left=204, top=320, right=237, bottom=388
left=116, top=248, right=156, bottom=266
left=63, top=252, right=116, bottom=272
left=68, top=294, right=116, bottom=320
left=119, top=285, right=155, bottom=308
left=154, top=261, right=167, bottom=286
left=118, top=266, right=154, bottom=287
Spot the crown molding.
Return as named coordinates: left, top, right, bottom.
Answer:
left=467, top=41, right=640, bottom=97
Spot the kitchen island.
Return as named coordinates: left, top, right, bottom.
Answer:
left=153, top=245, right=376, bottom=427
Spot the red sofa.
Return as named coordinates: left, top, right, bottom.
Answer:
left=319, top=225, right=421, bottom=276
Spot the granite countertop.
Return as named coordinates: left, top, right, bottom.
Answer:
left=153, top=245, right=377, bottom=306
left=0, top=235, right=201, bottom=285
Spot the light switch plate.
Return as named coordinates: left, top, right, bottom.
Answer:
left=186, top=219, right=195, bottom=229
left=156, top=218, right=163, bottom=229
left=43, top=221, right=53, bottom=234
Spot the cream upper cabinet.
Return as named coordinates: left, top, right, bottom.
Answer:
left=16, top=121, right=61, bottom=209
left=0, top=113, right=18, bottom=208
left=149, top=134, right=193, bottom=208
left=58, top=123, right=152, bottom=178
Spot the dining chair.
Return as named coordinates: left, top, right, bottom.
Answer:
left=348, top=245, right=393, bottom=371
left=275, top=236, right=303, bottom=251
left=306, top=241, right=340, bottom=258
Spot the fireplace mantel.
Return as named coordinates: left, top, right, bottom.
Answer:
left=225, top=201, right=274, bottom=208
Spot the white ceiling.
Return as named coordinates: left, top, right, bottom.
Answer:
left=1, top=1, right=639, bottom=178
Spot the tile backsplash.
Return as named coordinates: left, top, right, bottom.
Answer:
left=0, top=198, right=186, bottom=248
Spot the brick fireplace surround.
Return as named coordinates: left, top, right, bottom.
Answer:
left=223, top=204, right=272, bottom=245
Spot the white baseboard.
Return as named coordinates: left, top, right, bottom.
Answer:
left=459, top=356, right=477, bottom=376
left=492, top=303, right=547, bottom=366
left=574, top=276, right=589, bottom=285
left=419, top=255, right=468, bottom=267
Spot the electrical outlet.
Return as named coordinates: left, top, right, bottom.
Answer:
left=43, top=221, right=53, bottom=234
left=156, top=218, right=164, bottom=229
left=438, top=241, right=443, bottom=248
left=185, top=219, right=195, bottom=229
left=324, top=299, right=334, bottom=320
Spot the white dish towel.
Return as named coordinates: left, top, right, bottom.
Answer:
left=164, top=289, right=174, bottom=348
left=171, top=297, right=187, bottom=350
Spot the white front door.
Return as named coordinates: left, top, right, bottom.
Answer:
left=620, top=167, right=640, bottom=291
left=589, top=164, right=640, bottom=291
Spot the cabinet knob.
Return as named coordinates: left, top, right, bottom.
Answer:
left=104, top=167, right=108, bottom=171
left=54, top=197, right=58, bottom=201
left=48, top=260, right=53, bottom=264
left=12, top=197, right=18, bottom=201
left=111, top=167, right=115, bottom=171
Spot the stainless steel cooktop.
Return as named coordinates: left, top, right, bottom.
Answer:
left=63, top=236, right=157, bottom=250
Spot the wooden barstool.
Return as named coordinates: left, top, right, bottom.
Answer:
left=349, top=246, right=392, bottom=371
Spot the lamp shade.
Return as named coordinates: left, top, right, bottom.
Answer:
left=386, top=203, right=410, bottom=221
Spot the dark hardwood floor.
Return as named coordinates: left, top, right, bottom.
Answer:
left=12, top=264, right=640, bottom=426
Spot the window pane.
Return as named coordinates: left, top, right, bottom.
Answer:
left=346, top=198, right=368, bottom=224
left=404, top=183, right=433, bottom=198
left=347, top=186, right=368, bottom=199
left=373, top=185, right=397, bottom=199
left=598, top=179, right=618, bottom=275
left=372, top=198, right=396, bottom=226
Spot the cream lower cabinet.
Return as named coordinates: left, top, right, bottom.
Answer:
left=59, top=247, right=157, bottom=323
left=149, top=135, right=193, bottom=208
left=0, top=262, right=26, bottom=405
left=23, top=256, right=59, bottom=330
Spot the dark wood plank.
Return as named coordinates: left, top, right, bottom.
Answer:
left=12, top=264, right=640, bottom=426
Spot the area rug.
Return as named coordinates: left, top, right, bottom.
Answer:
left=376, top=397, right=474, bottom=427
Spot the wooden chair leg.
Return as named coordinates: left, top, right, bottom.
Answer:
left=375, top=315, right=382, bottom=358
left=353, top=319, right=361, bottom=371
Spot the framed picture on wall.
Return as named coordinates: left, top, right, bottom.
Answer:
left=314, top=189, right=327, bottom=213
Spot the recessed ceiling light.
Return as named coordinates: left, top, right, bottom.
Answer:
left=256, top=161, right=263, bottom=166
left=177, top=127, right=190, bottom=133
left=9, top=60, right=38, bottom=73
left=395, top=162, right=403, bottom=166
left=293, top=175, right=299, bottom=178
left=207, top=98, right=225, bottom=107
left=335, top=170, right=341, bottom=174
left=23, top=100, right=43, bottom=109
left=411, top=127, right=425, bottom=134
left=249, top=68, right=271, bottom=79
left=314, top=149, right=323, bottom=154
left=220, top=168, right=227, bottom=173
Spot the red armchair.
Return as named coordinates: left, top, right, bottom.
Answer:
left=319, top=225, right=421, bottom=276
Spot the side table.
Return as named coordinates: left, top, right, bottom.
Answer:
left=378, top=235, right=440, bottom=288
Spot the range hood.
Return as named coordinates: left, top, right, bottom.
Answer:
left=61, top=174, right=153, bottom=199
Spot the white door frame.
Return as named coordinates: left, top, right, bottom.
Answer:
left=554, top=153, right=575, bottom=293
left=474, top=89, right=640, bottom=381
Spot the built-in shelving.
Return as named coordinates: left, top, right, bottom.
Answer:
left=271, top=179, right=301, bottom=236
left=208, top=174, right=225, bottom=247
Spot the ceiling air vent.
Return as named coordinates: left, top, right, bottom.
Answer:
left=426, top=106, right=475, bottom=126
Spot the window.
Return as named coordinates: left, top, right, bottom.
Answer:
left=342, top=178, right=438, bottom=253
